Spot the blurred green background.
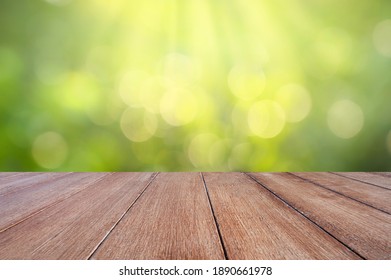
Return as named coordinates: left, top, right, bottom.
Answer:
left=1, top=0, right=391, bottom=171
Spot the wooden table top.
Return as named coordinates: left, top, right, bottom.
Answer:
left=0, top=172, right=390, bottom=260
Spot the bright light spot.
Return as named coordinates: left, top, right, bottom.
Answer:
left=58, top=72, right=100, bottom=111
left=32, top=132, right=68, bottom=169
left=160, top=87, right=198, bottom=126
left=119, top=70, right=149, bottom=107
left=327, top=99, right=364, bottom=139
left=186, top=86, right=217, bottom=126
left=231, top=103, right=250, bottom=135
left=120, top=108, right=157, bottom=142
left=248, top=100, right=285, bottom=138
left=275, top=84, right=312, bottom=123
left=373, top=19, right=391, bottom=57
left=163, top=53, right=199, bottom=86
left=228, top=64, right=266, bottom=100
left=314, top=28, right=352, bottom=73
left=386, top=131, right=391, bottom=155
left=140, top=76, right=165, bottom=113
left=188, top=133, right=219, bottom=167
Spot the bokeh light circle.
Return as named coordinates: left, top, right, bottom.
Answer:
left=373, top=19, right=391, bottom=57
left=327, top=99, right=364, bottom=139
left=163, top=53, right=199, bottom=86
left=160, top=87, right=198, bottom=126
left=58, top=72, right=100, bottom=112
left=120, top=108, right=157, bottom=142
left=140, top=76, right=165, bottom=113
left=275, top=84, right=312, bottom=123
left=313, top=28, right=352, bottom=75
left=228, top=64, right=266, bottom=100
left=32, top=132, right=68, bottom=169
left=1, top=1, right=389, bottom=171
left=188, top=133, right=219, bottom=167
left=119, top=70, right=149, bottom=108
left=248, top=100, right=285, bottom=138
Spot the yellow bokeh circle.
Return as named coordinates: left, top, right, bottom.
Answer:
left=32, top=131, right=68, bottom=169
left=327, top=99, right=364, bottom=139
left=275, top=84, right=312, bottom=123
left=120, top=108, right=157, bottom=142
left=248, top=100, right=286, bottom=138
left=228, top=64, right=266, bottom=100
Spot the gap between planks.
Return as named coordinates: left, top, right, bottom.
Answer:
left=204, top=173, right=360, bottom=259
left=245, top=173, right=366, bottom=259
left=330, top=172, right=391, bottom=191
left=91, top=172, right=225, bottom=259
left=0, top=173, right=110, bottom=234
left=1, top=172, right=389, bottom=260
left=87, top=172, right=159, bottom=259
left=248, top=172, right=391, bottom=259
left=289, top=173, right=391, bottom=215
left=200, top=172, right=229, bottom=260
left=0, top=173, right=157, bottom=259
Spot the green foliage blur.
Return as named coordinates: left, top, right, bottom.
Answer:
left=1, top=0, right=391, bottom=171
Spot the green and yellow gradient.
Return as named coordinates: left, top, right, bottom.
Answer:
left=1, top=0, right=391, bottom=171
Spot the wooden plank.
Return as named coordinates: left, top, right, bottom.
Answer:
left=91, top=173, right=225, bottom=260
left=332, top=172, right=391, bottom=190
left=250, top=173, right=391, bottom=259
left=0, top=173, right=71, bottom=195
left=0, top=172, right=49, bottom=188
left=203, top=172, right=360, bottom=259
left=372, top=172, right=391, bottom=177
left=293, top=172, right=391, bottom=214
left=0, top=173, right=108, bottom=231
left=0, top=173, right=155, bottom=259
left=0, top=172, right=23, bottom=179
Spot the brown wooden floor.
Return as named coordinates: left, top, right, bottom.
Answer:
left=0, top=172, right=390, bottom=260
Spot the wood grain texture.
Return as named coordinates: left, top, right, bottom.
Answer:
left=0, top=173, right=155, bottom=259
left=0, top=172, right=31, bottom=180
left=332, top=172, right=391, bottom=190
left=0, top=173, right=71, bottom=196
left=293, top=172, right=391, bottom=214
left=0, top=172, right=20, bottom=178
left=0, top=172, right=390, bottom=260
left=91, top=172, right=225, bottom=260
left=0, top=173, right=55, bottom=190
left=250, top=173, right=391, bottom=259
left=0, top=173, right=107, bottom=231
left=372, top=172, right=391, bottom=177
left=203, top=172, right=360, bottom=259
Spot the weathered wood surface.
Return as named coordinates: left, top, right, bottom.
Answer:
left=249, top=173, right=391, bottom=259
left=0, top=172, right=390, bottom=260
left=0, top=173, right=155, bottom=259
left=292, top=172, right=391, bottom=214
left=91, top=173, right=225, bottom=260
left=332, top=172, right=391, bottom=190
left=203, top=172, right=360, bottom=259
left=0, top=173, right=71, bottom=196
left=0, top=173, right=107, bottom=231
